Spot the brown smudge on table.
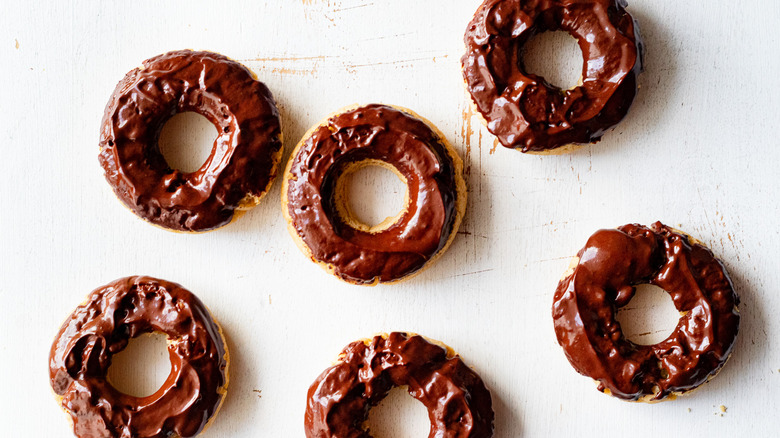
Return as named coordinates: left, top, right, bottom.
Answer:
left=301, top=0, right=340, bottom=24
left=490, top=138, right=500, bottom=155
left=346, top=55, right=448, bottom=70
left=461, top=105, right=475, bottom=155
left=240, top=55, right=330, bottom=77
left=239, top=55, right=334, bottom=63
left=271, top=66, right=318, bottom=76
left=332, top=3, right=374, bottom=13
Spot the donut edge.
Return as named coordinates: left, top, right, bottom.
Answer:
left=463, top=87, right=586, bottom=156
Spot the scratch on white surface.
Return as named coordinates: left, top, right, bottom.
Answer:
left=452, top=268, right=496, bottom=278
left=587, top=148, right=592, bottom=172
left=253, top=389, right=262, bottom=399
left=241, top=55, right=334, bottom=77
left=239, top=55, right=337, bottom=63
left=530, top=256, right=573, bottom=264
left=302, top=0, right=341, bottom=24
left=362, top=32, right=415, bottom=42
left=271, top=66, right=318, bottom=76
left=332, top=3, right=374, bottom=12
left=457, top=230, right=488, bottom=239
left=502, top=220, right=578, bottom=234
left=346, top=55, right=448, bottom=70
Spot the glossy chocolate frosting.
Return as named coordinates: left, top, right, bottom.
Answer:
left=99, top=50, right=282, bottom=232
left=552, top=223, right=740, bottom=401
left=305, top=332, right=494, bottom=437
left=285, top=104, right=462, bottom=284
left=462, top=0, right=644, bottom=152
left=49, top=276, right=228, bottom=438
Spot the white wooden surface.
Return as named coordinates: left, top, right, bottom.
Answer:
left=1, top=0, right=779, bottom=436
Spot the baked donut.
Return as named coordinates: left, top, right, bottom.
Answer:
left=461, top=0, right=644, bottom=153
left=281, top=104, right=467, bottom=285
left=49, top=276, right=229, bottom=437
left=305, top=332, right=494, bottom=437
left=99, top=50, right=283, bottom=232
left=552, top=223, right=740, bottom=402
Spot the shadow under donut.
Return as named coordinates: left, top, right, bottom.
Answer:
left=680, top=258, right=766, bottom=402
left=414, top=101, right=497, bottom=286
left=215, top=89, right=309, bottom=237
left=578, top=7, right=680, bottom=158
left=491, top=383, right=524, bottom=437
left=204, top=326, right=255, bottom=436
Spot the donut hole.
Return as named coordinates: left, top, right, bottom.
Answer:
left=107, top=332, right=172, bottom=398
left=334, top=160, right=409, bottom=233
left=158, top=111, right=218, bottom=173
left=616, top=284, right=680, bottom=346
left=365, top=386, right=429, bottom=438
left=520, top=30, right=584, bottom=90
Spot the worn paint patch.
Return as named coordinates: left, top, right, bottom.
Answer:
left=241, top=55, right=333, bottom=77
left=490, top=138, right=499, bottom=155
left=461, top=104, right=475, bottom=155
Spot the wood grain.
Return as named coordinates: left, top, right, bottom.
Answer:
left=0, top=0, right=778, bottom=436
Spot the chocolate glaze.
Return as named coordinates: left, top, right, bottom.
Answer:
left=99, top=50, right=282, bottom=232
left=462, top=0, right=644, bottom=152
left=285, top=105, right=461, bottom=284
left=305, top=332, right=494, bottom=437
left=49, top=276, right=228, bottom=438
left=552, top=223, right=740, bottom=401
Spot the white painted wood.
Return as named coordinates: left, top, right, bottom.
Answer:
left=1, top=0, right=779, bottom=436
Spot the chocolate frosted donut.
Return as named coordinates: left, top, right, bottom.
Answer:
left=552, top=223, right=740, bottom=401
left=305, top=332, right=494, bottom=437
left=99, top=50, right=283, bottom=232
left=462, top=0, right=644, bottom=153
left=282, top=104, right=467, bottom=285
left=49, top=276, right=229, bottom=438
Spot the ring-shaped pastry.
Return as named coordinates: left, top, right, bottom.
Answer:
left=99, top=50, right=283, bottom=232
left=49, top=276, right=229, bottom=437
left=305, top=332, right=494, bottom=437
left=462, top=0, right=644, bottom=153
left=282, top=104, right=467, bottom=285
left=552, top=223, right=740, bottom=401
